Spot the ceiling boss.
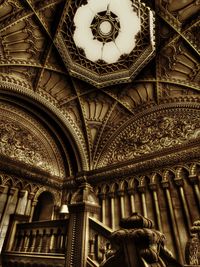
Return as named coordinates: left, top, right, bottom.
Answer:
left=55, top=0, right=155, bottom=87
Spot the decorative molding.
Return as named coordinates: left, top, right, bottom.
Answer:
left=98, top=104, right=200, bottom=167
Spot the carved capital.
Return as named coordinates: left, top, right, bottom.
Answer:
left=117, top=190, right=125, bottom=197
left=18, top=190, right=26, bottom=198
left=9, top=187, right=16, bottom=196
left=161, top=181, right=170, bottom=189
left=149, top=183, right=158, bottom=191
left=137, top=185, right=146, bottom=193
left=188, top=175, right=199, bottom=185
left=0, top=185, right=6, bottom=194
left=127, top=188, right=135, bottom=195
left=108, top=192, right=115, bottom=199
left=99, top=193, right=106, bottom=200
left=28, top=192, right=35, bottom=200
left=174, top=179, right=184, bottom=187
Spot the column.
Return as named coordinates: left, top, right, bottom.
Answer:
left=0, top=187, right=16, bottom=229
left=65, top=182, right=100, bottom=267
left=99, top=193, right=106, bottom=224
left=161, top=181, right=184, bottom=264
left=149, top=183, right=163, bottom=232
left=138, top=186, right=147, bottom=218
left=109, top=192, right=115, bottom=230
left=118, top=190, right=125, bottom=219
left=174, top=179, right=191, bottom=231
left=0, top=186, right=6, bottom=221
left=15, top=190, right=26, bottom=214
left=128, top=189, right=135, bottom=214
left=25, top=192, right=35, bottom=216
left=188, top=175, right=200, bottom=211
left=29, top=200, right=38, bottom=222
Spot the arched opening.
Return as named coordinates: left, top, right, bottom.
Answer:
left=32, top=192, right=54, bottom=221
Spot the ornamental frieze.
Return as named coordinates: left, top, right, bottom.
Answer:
left=100, top=107, right=200, bottom=166
left=0, top=119, right=50, bottom=171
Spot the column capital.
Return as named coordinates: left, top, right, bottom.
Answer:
left=174, top=178, right=184, bottom=187
left=161, top=181, right=170, bottom=189
left=99, top=193, right=106, bottom=200
left=188, top=175, right=199, bottom=184
left=127, top=188, right=135, bottom=195
left=149, top=183, right=158, bottom=191
left=137, top=185, right=146, bottom=193
left=117, top=190, right=125, bottom=197
left=9, top=187, right=17, bottom=196
left=18, top=190, right=26, bottom=198
left=28, top=192, right=35, bottom=200
left=0, top=185, right=6, bottom=194
left=108, top=192, right=115, bottom=199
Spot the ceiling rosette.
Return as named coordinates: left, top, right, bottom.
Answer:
left=55, top=0, right=155, bottom=87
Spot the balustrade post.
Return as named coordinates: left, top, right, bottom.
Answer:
left=161, top=181, right=184, bottom=264
left=65, top=181, right=100, bottom=267
left=149, top=183, right=163, bottom=232
left=30, top=229, right=37, bottom=252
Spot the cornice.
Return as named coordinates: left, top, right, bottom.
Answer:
left=63, top=140, right=200, bottom=187
left=0, top=154, right=62, bottom=190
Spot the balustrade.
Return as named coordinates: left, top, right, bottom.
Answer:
left=88, top=217, right=112, bottom=265
left=10, top=219, right=68, bottom=254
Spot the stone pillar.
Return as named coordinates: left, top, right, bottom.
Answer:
left=118, top=190, right=125, bottom=219
left=109, top=192, right=115, bottom=230
left=15, top=190, right=26, bottom=215
left=174, top=178, right=191, bottom=231
left=188, top=175, right=200, bottom=211
left=0, top=187, right=16, bottom=229
left=138, top=186, right=147, bottom=218
left=161, top=181, right=184, bottom=264
left=149, top=183, right=163, bottom=232
left=128, top=189, right=135, bottom=214
left=29, top=200, right=38, bottom=222
left=25, top=192, right=35, bottom=216
left=99, top=193, right=106, bottom=224
left=65, top=182, right=100, bottom=267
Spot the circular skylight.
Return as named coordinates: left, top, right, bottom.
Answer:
left=73, top=0, right=141, bottom=64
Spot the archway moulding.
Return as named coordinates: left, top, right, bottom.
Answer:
left=0, top=80, right=89, bottom=171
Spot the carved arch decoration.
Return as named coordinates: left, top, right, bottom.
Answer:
left=33, top=186, right=61, bottom=207
left=98, top=103, right=200, bottom=167
left=0, top=101, right=66, bottom=178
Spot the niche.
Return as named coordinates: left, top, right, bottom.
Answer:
left=32, top=191, right=54, bottom=221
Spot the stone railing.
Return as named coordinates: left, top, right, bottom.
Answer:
left=88, top=217, right=112, bottom=265
left=2, top=215, right=68, bottom=267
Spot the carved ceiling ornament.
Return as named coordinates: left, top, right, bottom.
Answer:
left=0, top=102, right=65, bottom=178
left=55, top=0, right=155, bottom=87
left=99, top=106, right=200, bottom=167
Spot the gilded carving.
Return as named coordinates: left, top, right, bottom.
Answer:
left=100, top=108, right=200, bottom=166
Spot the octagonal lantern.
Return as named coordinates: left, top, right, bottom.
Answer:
left=55, top=0, right=155, bottom=88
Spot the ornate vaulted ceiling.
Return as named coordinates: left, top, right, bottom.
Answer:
left=0, top=0, right=199, bottom=174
